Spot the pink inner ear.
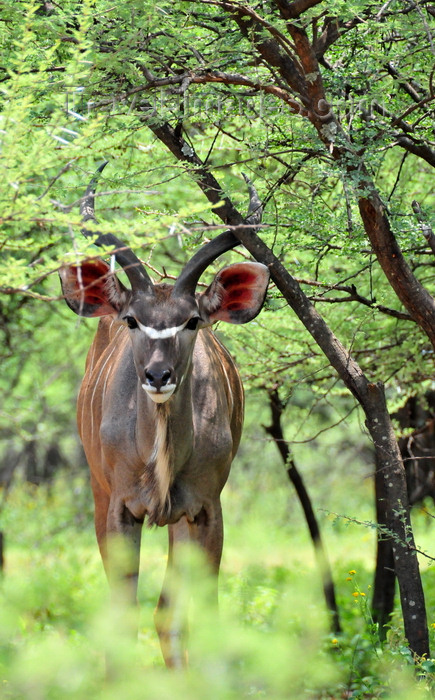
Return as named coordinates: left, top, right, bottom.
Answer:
left=76, top=264, right=108, bottom=304
left=218, top=268, right=259, bottom=310
left=220, top=287, right=256, bottom=311
left=64, top=260, right=119, bottom=316
left=205, top=262, right=269, bottom=324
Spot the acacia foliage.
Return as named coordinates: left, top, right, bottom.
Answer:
left=0, top=0, right=434, bottom=445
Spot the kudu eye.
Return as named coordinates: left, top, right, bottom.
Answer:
left=185, top=317, right=200, bottom=331
left=124, top=315, right=138, bottom=330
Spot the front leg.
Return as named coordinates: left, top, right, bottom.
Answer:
left=155, top=501, right=224, bottom=668
left=155, top=517, right=190, bottom=668
left=106, top=496, right=143, bottom=605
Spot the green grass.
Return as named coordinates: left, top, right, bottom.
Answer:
left=1, top=466, right=435, bottom=699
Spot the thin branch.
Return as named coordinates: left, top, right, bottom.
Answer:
left=325, top=511, right=435, bottom=563
left=146, top=69, right=307, bottom=114
left=35, top=159, right=78, bottom=201
left=297, top=278, right=413, bottom=321
left=386, top=61, right=427, bottom=103
left=388, top=151, right=408, bottom=201
left=309, top=289, right=413, bottom=321
left=51, top=187, right=160, bottom=213
left=390, top=92, right=435, bottom=130
left=263, top=387, right=341, bottom=633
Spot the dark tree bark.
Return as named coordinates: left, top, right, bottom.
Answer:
left=25, top=440, right=38, bottom=485
left=373, top=393, right=435, bottom=635
left=358, top=195, right=435, bottom=346
left=264, top=388, right=341, bottom=634
left=372, top=449, right=399, bottom=640
left=361, top=383, right=428, bottom=656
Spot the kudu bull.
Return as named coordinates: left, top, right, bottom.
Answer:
left=60, top=166, right=269, bottom=666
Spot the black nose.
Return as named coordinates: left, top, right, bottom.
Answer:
left=145, top=368, right=173, bottom=391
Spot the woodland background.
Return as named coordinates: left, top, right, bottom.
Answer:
left=1, top=1, right=435, bottom=697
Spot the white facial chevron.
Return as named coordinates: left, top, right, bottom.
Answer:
left=137, top=321, right=185, bottom=339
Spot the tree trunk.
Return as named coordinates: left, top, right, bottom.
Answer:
left=364, top=382, right=427, bottom=655
left=373, top=392, right=435, bottom=638
left=372, top=455, right=396, bottom=640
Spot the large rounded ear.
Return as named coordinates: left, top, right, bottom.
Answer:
left=59, top=259, right=128, bottom=317
left=199, top=262, right=269, bottom=324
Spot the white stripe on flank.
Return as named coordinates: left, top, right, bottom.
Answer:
left=82, top=317, right=116, bottom=430
left=88, top=326, right=123, bottom=447
left=87, top=338, right=97, bottom=375
left=137, top=321, right=185, bottom=339
left=220, top=361, right=234, bottom=414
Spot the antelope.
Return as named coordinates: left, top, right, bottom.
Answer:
left=59, top=166, right=269, bottom=667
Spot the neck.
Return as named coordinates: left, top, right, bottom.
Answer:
left=136, top=368, right=194, bottom=523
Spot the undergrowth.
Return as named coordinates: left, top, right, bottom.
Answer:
left=1, top=473, right=435, bottom=698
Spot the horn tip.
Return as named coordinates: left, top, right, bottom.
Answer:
left=97, top=160, right=109, bottom=174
